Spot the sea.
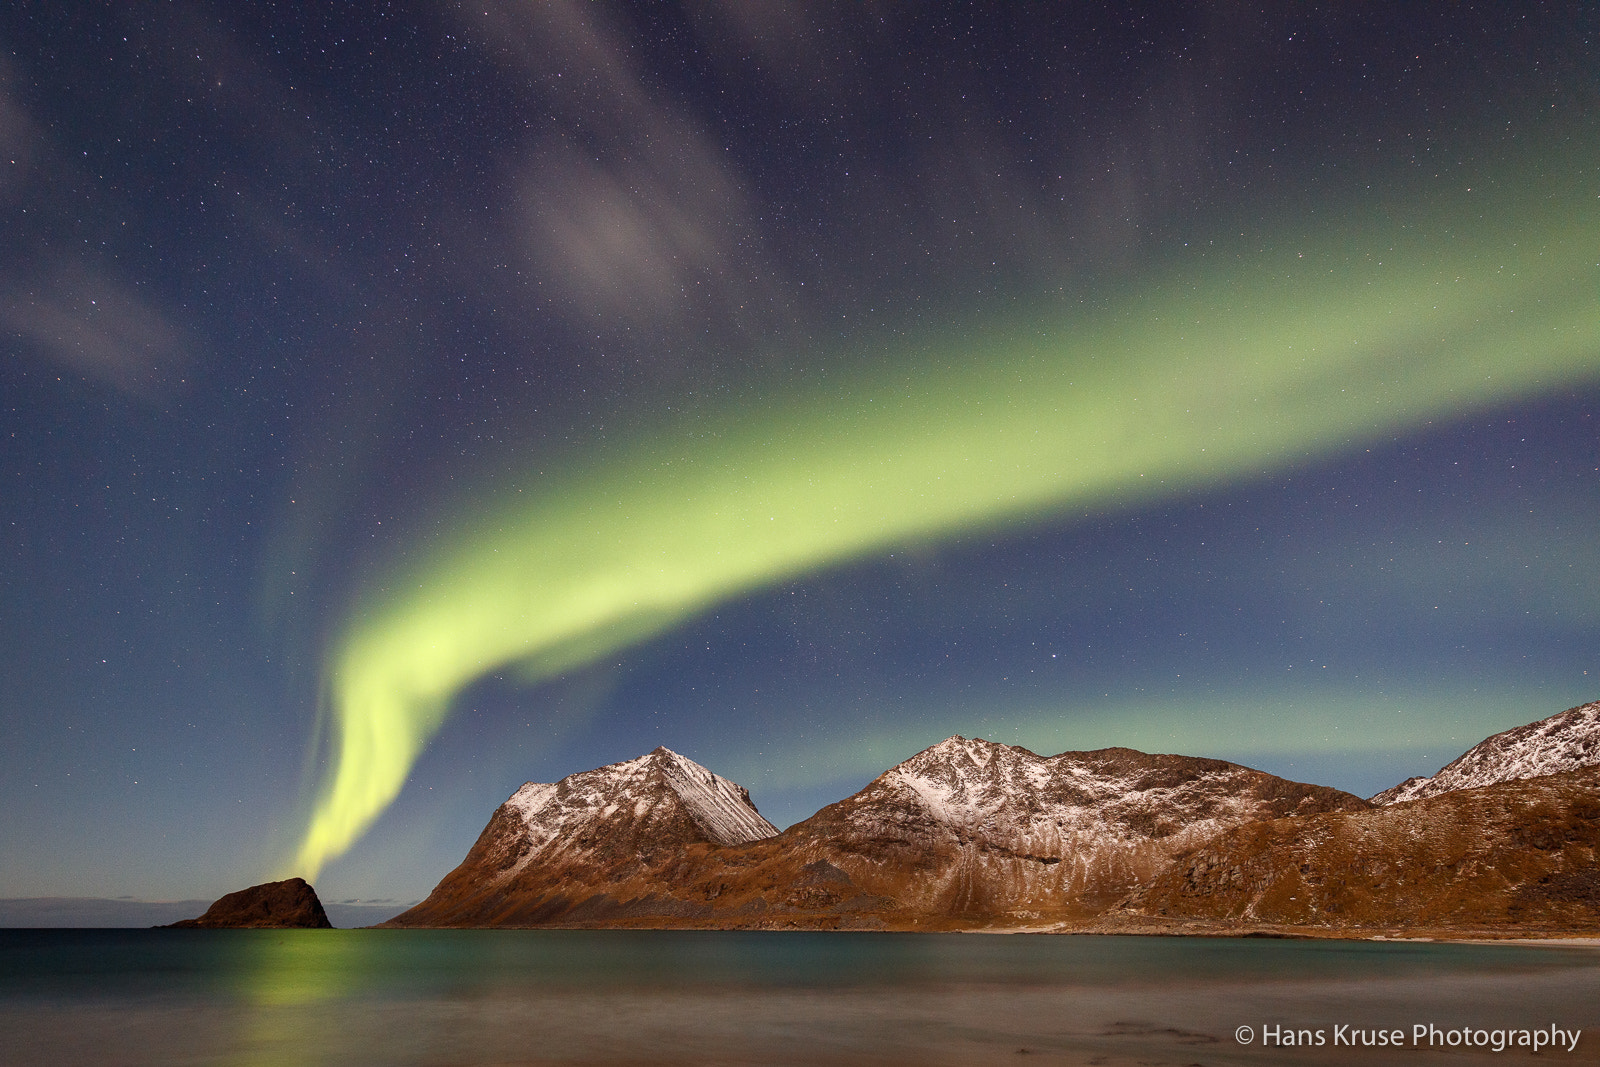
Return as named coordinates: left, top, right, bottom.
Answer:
left=2, top=929, right=1596, bottom=1065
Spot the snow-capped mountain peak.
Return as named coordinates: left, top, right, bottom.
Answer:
left=505, top=746, right=777, bottom=849
left=650, top=746, right=779, bottom=846
left=1371, top=700, right=1600, bottom=804
left=827, top=735, right=1368, bottom=886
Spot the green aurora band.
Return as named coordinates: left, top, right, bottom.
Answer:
left=293, top=169, right=1600, bottom=878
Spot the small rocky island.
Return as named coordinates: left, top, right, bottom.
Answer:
left=163, top=877, right=332, bottom=929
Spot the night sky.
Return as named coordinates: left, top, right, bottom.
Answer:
left=3, top=3, right=1597, bottom=906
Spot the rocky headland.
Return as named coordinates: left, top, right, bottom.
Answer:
left=164, top=877, right=333, bottom=929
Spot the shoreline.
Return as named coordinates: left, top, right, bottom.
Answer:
left=11, top=923, right=1600, bottom=943
left=360, top=919, right=1600, bottom=942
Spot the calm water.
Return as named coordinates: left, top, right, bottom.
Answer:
left=2, top=929, right=1597, bottom=1065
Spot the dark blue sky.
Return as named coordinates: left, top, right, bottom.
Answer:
left=2, top=3, right=1596, bottom=904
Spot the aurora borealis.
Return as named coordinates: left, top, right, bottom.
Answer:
left=3, top=4, right=1597, bottom=903
left=300, top=172, right=1600, bottom=878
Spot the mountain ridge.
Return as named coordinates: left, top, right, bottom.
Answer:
left=386, top=735, right=1368, bottom=929
left=386, top=698, right=1600, bottom=934
left=1371, top=700, right=1600, bottom=805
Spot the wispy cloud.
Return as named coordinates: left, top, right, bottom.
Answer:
left=0, top=50, right=189, bottom=397
left=466, top=0, right=780, bottom=343
left=2, top=261, right=188, bottom=397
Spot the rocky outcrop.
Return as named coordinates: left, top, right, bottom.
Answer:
left=1372, top=700, right=1600, bottom=805
left=164, top=877, right=332, bottom=929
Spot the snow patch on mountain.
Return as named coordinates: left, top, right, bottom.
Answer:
left=655, top=747, right=780, bottom=845
left=506, top=782, right=556, bottom=824
left=1371, top=700, right=1600, bottom=805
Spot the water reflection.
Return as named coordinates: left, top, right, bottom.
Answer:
left=228, top=932, right=367, bottom=1067
left=3, top=931, right=1598, bottom=1065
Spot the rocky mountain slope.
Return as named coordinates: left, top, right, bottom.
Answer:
left=729, top=737, right=1371, bottom=926
left=1372, top=700, right=1600, bottom=805
left=388, top=700, right=1600, bottom=933
left=389, top=747, right=778, bottom=927
left=1115, top=765, right=1600, bottom=933
left=387, top=737, right=1367, bottom=929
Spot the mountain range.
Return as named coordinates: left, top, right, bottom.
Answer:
left=385, top=699, right=1600, bottom=935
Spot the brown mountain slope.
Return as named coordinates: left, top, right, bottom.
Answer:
left=388, top=746, right=777, bottom=927
left=681, top=738, right=1371, bottom=928
left=1114, top=765, right=1600, bottom=932
left=389, top=736, right=1369, bottom=929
